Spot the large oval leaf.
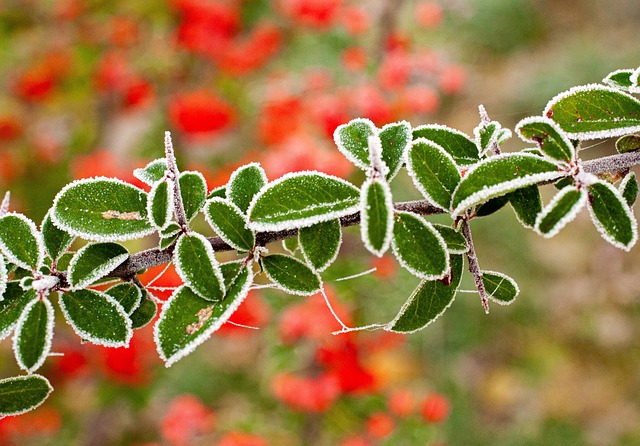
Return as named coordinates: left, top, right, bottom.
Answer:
left=587, top=180, right=638, bottom=250
left=261, top=254, right=320, bottom=296
left=59, top=289, right=132, bottom=347
left=360, top=179, right=393, bottom=257
left=516, top=116, right=575, bottom=164
left=386, top=254, right=463, bottom=333
left=204, top=198, right=255, bottom=252
left=379, top=121, right=411, bottom=180
left=412, top=124, right=479, bottom=165
left=68, top=242, right=129, bottom=289
left=247, top=172, right=360, bottom=232
left=299, top=218, right=342, bottom=271
left=333, top=118, right=377, bottom=170
left=154, top=263, right=253, bottom=366
left=227, top=163, right=268, bottom=213
left=545, top=84, right=640, bottom=139
left=406, top=138, right=461, bottom=210
left=174, top=232, right=225, bottom=301
left=52, top=177, right=153, bottom=242
left=0, top=213, right=44, bottom=271
left=451, top=153, right=562, bottom=218
left=41, top=210, right=74, bottom=262
left=392, top=212, right=449, bottom=280
left=535, top=186, right=587, bottom=237
left=507, top=185, right=543, bottom=228
left=0, top=375, right=53, bottom=417
left=13, top=298, right=54, bottom=373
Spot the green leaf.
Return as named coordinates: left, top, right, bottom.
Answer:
left=0, top=375, right=53, bottom=417
left=179, top=171, right=207, bottom=221
left=0, top=256, right=6, bottom=301
left=204, top=198, right=255, bottom=252
left=147, top=180, right=173, bottom=230
left=59, top=289, right=133, bottom=347
left=392, top=212, right=449, bottom=280
left=261, top=254, right=320, bottom=296
left=105, top=283, right=142, bottom=315
left=451, top=153, right=561, bottom=218
left=299, top=218, right=342, bottom=271
left=13, top=298, right=54, bottom=373
left=508, top=185, right=542, bottom=228
left=412, top=124, right=479, bottom=165
left=476, top=195, right=509, bottom=217
left=154, top=263, right=253, bottom=366
left=159, top=233, right=180, bottom=250
left=207, top=185, right=226, bottom=200
left=0, top=213, right=44, bottom=271
left=133, top=158, right=167, bottom=186
left=587, top=180, right=638, bottom=250
left=228, top=163, right=268, bottom=213
left=379, top=121, right=411, bottom=180
left=282, top=237, right=299, bottom=255
left=51, top=177, right=153, bottom=242
left=333, top=118, right=376, bottom=170
left=159, top=222, right=181, bottom=249
left=247, top=172, right=360, bottom=232
left=359, top=179, right=393, bottom=257
left=174, top=233, right=225, bottom=301
left=432, top=224, right=467, bottom=254
left=535, top=186, right=586, bottom=237
left=41, top=210, right=73, bottom=262
left=615, top=134, right=640, bottom=154
left=474, top=119, right=511, bottom=155
left=406, top=139, right=461, bottom=210
left=482, top=271, right=519, bottom=305
left=602, top=68, right=635, bottom=91
left=545, top=84, right=640, bottom=139
left=0, top=285, right=36, bottom=340
left=620, top=172, right=639, bottom=207
left=130, top=295, right=157, bottom=330
left=516, top=116, right=575, bottom=163
left=386, top=254, right=463, bottom=333
left=68, top=242, right=129, bottom=290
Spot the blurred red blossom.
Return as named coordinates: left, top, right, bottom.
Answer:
left=0, top=115, right=22, bottom=142
left=365, top=412, right=395, bottom=438
left=271, top=372, right=341, bottom=412
left=216, top=291, right=271, bottom=336
left=421, top=393, right=451, bottom=423
left=217, top=431, right=269, bottom=446
left=278, top=0, right=342, bottom=29
left=416, top=2, right=444, bottom=29
left=387, top=388, right=416, bottom=417
left=0, top=406, right=62, bottom=443
left=168, top=90, right=236, bottom=135
left=160, top=394, right=216, bottom=446
left=341, top=6, right=370, bottom=36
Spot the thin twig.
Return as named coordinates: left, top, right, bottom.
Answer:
left=461, top=215, right=489, bottom=314
left=164, top=131, right=189, bottom=232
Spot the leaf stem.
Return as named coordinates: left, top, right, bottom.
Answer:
left=461, top=215, right=489, bottom=314
left=164, top=131, right=189, bottom=232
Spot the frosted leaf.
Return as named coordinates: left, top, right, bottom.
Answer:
left=630, top=66, right=640, bottom=93
left=147, top=179, right=174, bottom=230
left=385, top=254, right=462, bottom=333
left=482, top=270, right=520, bottom=305
left=367, top=135, right=389, bottom=178
left=359, top=179, right=393, bottom=257
left=174, top=232, right=225, bottom=301
left=0, top=285, right=36, bottom=341
left=516, top=116, right=575, bottom=164
left=587, top=180, right=638, bottom=251
left=333, top=118, right=377, bottom=171
left=261, top=254, right=321, bottom=296
left=227, top=162, right=268, bottom=214
left=282, top=237, right=299, bottom=255
left=379, top=120, right=412, bottom=180
left=13, top=297, right=54, bottom=373
left=0, top=256, right=6, bottom=301
left=59, top=289, right=133, bottom=347
left=534, top=186, right=587, bottom=238
left=0, top=191, right=9, bottom=217
left=432, top=224, right=467, bottom=254
left=105, top=282, right=143, bottom=315
left=299, top=218, right=342, bottom=271
left=133, top=158, right=167, bottom=186
left=204, top=198, right=255, bottom=252
left=179, top=171, right=208, bottom=221
left=130, top=296, right=157, bottom=330
left=0, top=213, right=45, bottom=271
left=412, top=124, right=479, bottom=165
left=0, top=375, right=53, bottom=417
left=474, top=106, right=510, bottom=155
left=615, top=134, right=640, bottom=154
left=207, top=185, right=227, bottom=200
left=508, top=185, right=543, bottom=228
left=41, top=210, right=74, bottom=263
left=246, top=171, right=360, bottom=232
left=603, top=68, right=635, bottom=91
left=67, top=242, right=129, bottom=290
left=619, top=172, right=639, bottom=207
left=544, top=84, right=640, bottom=140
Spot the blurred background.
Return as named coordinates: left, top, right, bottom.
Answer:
left=1, top=0, right=640, bottom=445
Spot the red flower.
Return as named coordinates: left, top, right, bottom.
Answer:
left=168, top=90, right=236, bottom=135
left=365, top=412, right=395, bottom=438
left=257, top=94, right=304, bottom=145
left=271, top=372, right=341, bottom=412
left=398, top=84, right=440, bottom=115
left=341, top=6, right=370, bottom=36
left=94, top=51, right=131, bottom=93
left=342, top=46, right=368, bottom=72
left=123, top=77, right=155, bottom=110
left=339, top=435, right=373, bottom=446
left=215, top=22, right=282, bottom=76
left=378, top=50, right=412, bottom=90
left=316, top=337, right=377, bottom=394
left=160, top=394, right=216, bottom=446
left=173, top=0, right=240, bottom=56
left=13, top=67, right=56, bottom=102
left=350, top=84, right=393, bottom=126
left=439, top=65, right=466, bottom=95
left=278, top=0, right=342, bottom=29
left=421, top=393, right=451, bottom=423
left=308, top=93, right=350, bottom=138
left=416, top=2, right=444, bottom=29
left=108, top=16, right=140, bottom=47
left=0, top=406, right=61, bottom=440
left=0, top=115, right=22, bottom=142
left=217, top=431, right=269, bottom=446
left=387, top=388, right=415, bottom=417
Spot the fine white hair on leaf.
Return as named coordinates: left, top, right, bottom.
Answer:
left=0, top=212, right=45, bottom=272
left=379, top=120, right=412, bottom=180
left=630, top=66, right=640, bottom=93
left=67, top=243, right=129, bottom=290
left=515, top=115, right=575, bottom=163
left=482, top=270, right=521, bottom=305
left=204, top=197, right=254, bottom=252
left=587, top=180, right=639, bottom=251
left=333, top=117, right=377, bottom=171
left=412, top=123, right=480, bottom=163
left=0, top=255, right=6, bottom=301
left=12, top=297, right=55, bottom=373
left=534, top=186, right=587, bottom=239
left=173, top=232, right=225, bottom=301
left=359, top=178, right=394, bottom=257
left=602, top=68, right=634, bottom=91
left=227, top=162, right=268, bottom=210
left=0, top=375, right=53, bottom=417
left=133, top=158, right=168, bottom=186
left=147, top=179, right=175, bottom=231
left=367, top=135, right=389, bottom=178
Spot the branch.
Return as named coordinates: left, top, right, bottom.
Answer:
left=106, top=150, right=640, bottom=281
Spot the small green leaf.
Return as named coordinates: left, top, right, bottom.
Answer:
left=228, top=163, right=268, bottom=213
left=392, top=212, right=449, bottom=280
left=282, top=237, right=299, bottom=255
left=412, top=124, right=479, bottom=165
left=482, top=271, right=519, bottom=305
left=207, top=185, right=227, bottom=200
left=451, top=153, right=561, bottom=218
left=299, top=218, right=342, bottom=271
left=68, top=242, right=129, bottom=290
left=247, top=172, right=360, bottom=232
left=133, top=158, right=167, bottom=186
left=620, top=172, right=639, bottom=207
left=0, top=285, right=35, bottom=341
left=406, top=138, right=461, bottom=210
left=0, top=375, right=53, bottom=417
left=535, top=186, right=586, bottom=237
left=0, top=213, right=44, bottom=271
left=51, top=177, right=153, bottom=242
left=386, top=254, right=463, bottom=333
left=154, top=264, right=253, bottom=366
left=615, top=134, right=640, bottom=154
left=379, top=121, right=411, bottom=180
left=174, top=233, right=225, bottom=301
left=0, top=256, right=6, bottom=301
left=13, top=298, right=54, bottom=373
left=204, top=198, right=255, bottom=252
left=545, top=84, right=640, bottom=139
left=159, top=233, right=180, bottom=250
left=130, top=295, right=157, bottom=330
left=476, top=195, right=509, bottom=217
left=474, top=119, right=510, bottom=155
left=105, top=283, right=142, bottom=315
left=359, top=179, right=393, bottom=257
left=179, top=171, right=207, bottom=221
left=334, top=118, right=376, bottom=170
left=508, top=185, right=542, bottom=228
left=587, top=180, right=638, bottom=250
left=261, top=254, right=320, bottom=296
left=41, top=210, right=73, bottom=262
left=432, top=224, right=467, bottom=254
left=602, top=68, right=635, bottom=91
left=516, top=116, right=575, bottom=163
left=59, top=289, right=133, bottom=347
left=160, top=222, right=181, bottom=237
left=147, top=180, right=173, bottom=230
